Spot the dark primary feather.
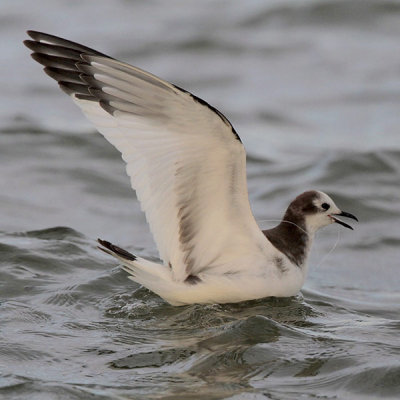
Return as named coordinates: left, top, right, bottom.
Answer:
left=24, top=30, right=112, bottom=106
left=24, top=40, right=83, bottom=60
left=26, top=30, right=109, bottom=57
left=23, top=30, right=241, bottom=141
left=59, top=81, right=90, bottom=96
left=30, top=52, right=79, bottom=70
left=44, top=67, right=83, bottom=84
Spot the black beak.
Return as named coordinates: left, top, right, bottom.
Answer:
left=331, top=211, right=358, bottom=230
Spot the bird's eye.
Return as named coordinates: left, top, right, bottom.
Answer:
left=321, top=203, right=330, bottom=210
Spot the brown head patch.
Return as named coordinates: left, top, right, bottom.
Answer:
left=288, top=190, right=320, bottom=215
left=262, top=191, right=321, bottom=267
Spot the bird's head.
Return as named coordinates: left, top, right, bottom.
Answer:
left=285, top=190, right=358, bottom=234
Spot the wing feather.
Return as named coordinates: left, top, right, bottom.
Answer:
left=25, top=31, right=271, bottom=281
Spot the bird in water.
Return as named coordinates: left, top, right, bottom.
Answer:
left=24, top=31, right=358, bottom=306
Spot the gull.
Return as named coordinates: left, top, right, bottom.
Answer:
left=24, top=31, right=358, bottom=306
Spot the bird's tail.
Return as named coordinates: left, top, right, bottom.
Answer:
left=97, top=239, right=174, bottom=298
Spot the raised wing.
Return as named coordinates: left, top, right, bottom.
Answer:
left=25, top=31, right=270, bottom=281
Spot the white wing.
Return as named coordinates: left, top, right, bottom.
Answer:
left=25, top=31, right=271, bottom=281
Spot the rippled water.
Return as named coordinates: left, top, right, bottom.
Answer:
left=1, top=1, right=400, bottom=399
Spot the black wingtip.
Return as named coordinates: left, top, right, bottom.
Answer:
left=26, top=30, right=38, bottom=38
left=25, top=30, right=110, bottom=58
left=97, top=238, right=137, bottom=261
left=23, top=39, right=35, bottom=50
left=59, top=81, right=90, bottom=96
left=26, top=30, right=53, bottom=42
left=97, top=238, right=111, bottom=247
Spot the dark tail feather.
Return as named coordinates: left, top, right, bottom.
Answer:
left=97, top=239, right=137, bottom=261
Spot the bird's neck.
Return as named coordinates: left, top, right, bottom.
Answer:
left=262, top=210, right=313, bottom=268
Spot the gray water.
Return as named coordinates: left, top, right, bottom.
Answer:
left=1, top=1, right=400, bottom=399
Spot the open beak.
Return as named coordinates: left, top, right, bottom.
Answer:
left=330, top=211, right=358, bottom=230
